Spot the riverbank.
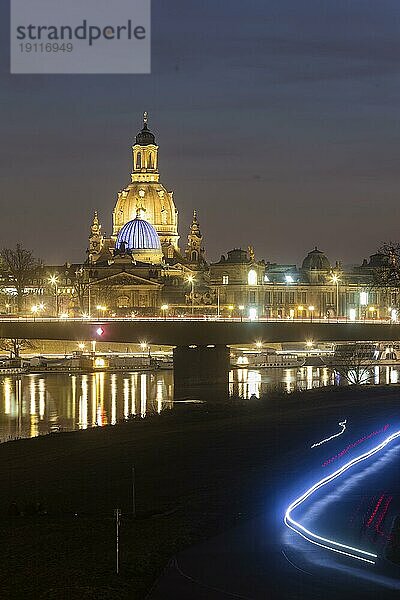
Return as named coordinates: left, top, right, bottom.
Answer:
left=1, top=385, right=400, bottom=599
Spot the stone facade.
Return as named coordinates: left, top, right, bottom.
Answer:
left=0, top=114, right=396, bottom=320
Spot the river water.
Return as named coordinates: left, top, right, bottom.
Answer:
left=0, top=365, right=399, bottom=442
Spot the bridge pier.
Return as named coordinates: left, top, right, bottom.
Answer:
left=173, top=344, right=230, bottom=403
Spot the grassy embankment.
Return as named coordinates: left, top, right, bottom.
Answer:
left=1, top=385, right=399, bottom=599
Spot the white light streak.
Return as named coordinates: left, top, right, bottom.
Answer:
left=311, top=420, right=347, bottom=448
left=285, top=427, right=400, bottom=564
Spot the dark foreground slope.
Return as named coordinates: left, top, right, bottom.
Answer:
left=1, top=386, right=399, bottom=599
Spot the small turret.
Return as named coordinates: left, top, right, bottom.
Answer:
left=185, top=210, right=206, bottom=265
left=88, top=210, right=104, bottom=262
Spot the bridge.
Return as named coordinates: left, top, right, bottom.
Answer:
left=0, top=317, right=399, bottom=346
left=1, top=318, right=399, bottom=401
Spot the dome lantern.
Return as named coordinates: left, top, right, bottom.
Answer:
left=135, top=111, right=156, bottom=146
left=132, top=111, right=159, bottom=181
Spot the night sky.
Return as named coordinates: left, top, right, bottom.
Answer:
left=1, top=1, right=400, bottom=266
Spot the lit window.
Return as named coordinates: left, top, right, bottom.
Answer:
left=264, top=274, right=270, bottom=283
left=248, top=269, right=257, bottom=286
left=360, top=291, right=368, bottom=306
left=249, top=307, right=258, bottom=321
left=222, top=275, right=229, bottom=285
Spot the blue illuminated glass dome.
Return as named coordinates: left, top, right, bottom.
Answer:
left=115, top=216, right=161, bottom=252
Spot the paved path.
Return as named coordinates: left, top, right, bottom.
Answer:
left=149, top=414, right=400, bottom=599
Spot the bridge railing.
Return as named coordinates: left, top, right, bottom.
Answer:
left=0, top=316, right=395, bottom=325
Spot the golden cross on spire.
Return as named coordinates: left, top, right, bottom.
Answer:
left=143, top=111, right=148, bottom=125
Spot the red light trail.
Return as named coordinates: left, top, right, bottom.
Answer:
left=322, top=424, right=390, bottom=467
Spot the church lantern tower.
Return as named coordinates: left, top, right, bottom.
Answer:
left=185, top=210, right=206, bottom=265
left=88, top=210, right=104, bottom=263
left=132, top=111, right=159, bottom=182
left=112, top=112, right=179, bottom=257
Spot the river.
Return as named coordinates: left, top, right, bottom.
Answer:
left=0, top=365, right=398, bottom=442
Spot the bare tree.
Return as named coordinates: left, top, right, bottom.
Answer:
left=72, top=267, right=91, bottom=314
left=328, top=343, right=377, bottom=385
left=91, top=281, right=117, bottom=312
left=0, top=244, right=42, bottom=313
left=0, top=338, right=36, bottom=359
left=371, top=242, right=400, bottom=311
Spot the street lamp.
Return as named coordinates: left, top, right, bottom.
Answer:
left=161, top=304, right=169, bottom=320
left=255, top=340, right=263, bottom=350
left=96, top=304, right=107, bottom=319
left=48, top=275, right=59, bottom=317
left=238, top=304, right=245, bottom=322
left=186, top=276, right=195, bottom=316
left=140, top=341, right=150, bottom=358
left=330, top=274, right=340, bottom=319
left=305, top=340, right=314, bottom=355
left=308, top=305, right=315, bottom=322
left=31, top=304, right=38, bottom=321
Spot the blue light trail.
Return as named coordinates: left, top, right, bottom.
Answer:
left=285, top=427, right=400, bottom=564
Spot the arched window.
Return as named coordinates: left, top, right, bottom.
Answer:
left=191, top=250, right=198, bottom=261
left=147, top=152, right=153, bottom=169
left=248, top=269, right=257, bottom=286
left=136, top=152, right=141, bottom=169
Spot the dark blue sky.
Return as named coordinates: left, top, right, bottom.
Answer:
left=1, top=0, right=400, bottom=265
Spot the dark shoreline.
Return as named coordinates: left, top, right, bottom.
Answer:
left=1, top=385, right=400, bottom=599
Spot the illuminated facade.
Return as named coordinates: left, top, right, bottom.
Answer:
left=89, top=112, right=180, bottom=265
left=209, top=246, right=389, bottom=320
left=0, top=114, right=397, bottom=319
left=81, top=113, right=207, bottom=315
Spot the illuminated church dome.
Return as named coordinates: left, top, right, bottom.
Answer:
left=113, top=112, right=179, bottom=258
left=115, top=214, right=163, bottom=264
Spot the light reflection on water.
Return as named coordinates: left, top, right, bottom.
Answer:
left=229, top=366, right=334, bottom=398
left=1, top=365, right=399, bottom=442
left=229, top=365, right=400, bottom=399
left=0, top=371, right=174, bottom=443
